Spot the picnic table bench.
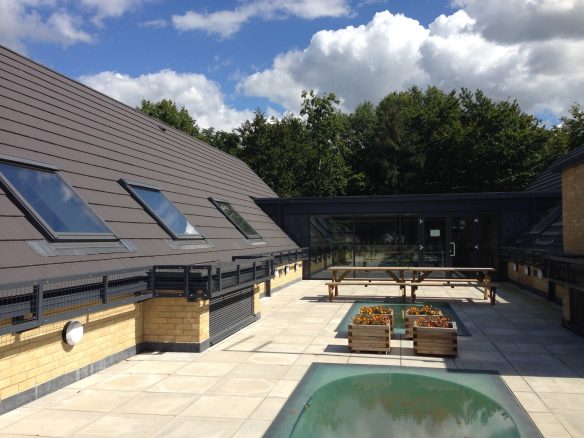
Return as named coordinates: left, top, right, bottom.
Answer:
left=325, top=266, right=497, bottom=304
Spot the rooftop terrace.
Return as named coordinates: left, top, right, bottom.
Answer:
left=0, top=280, right=582, bottom=437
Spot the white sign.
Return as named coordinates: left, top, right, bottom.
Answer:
left=430, top=229, right=441, bottom=237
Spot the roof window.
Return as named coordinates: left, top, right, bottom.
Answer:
left=0, top=155, right=115, bottom=241
left=120, top=179, right=203, bottom=240
left=210, top=198, right=261, bottom=239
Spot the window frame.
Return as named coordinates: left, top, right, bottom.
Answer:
left=0, top=155, right=117, bottom=242
left=209, top=197, right=262, bottom=240
left=119, top=179, right=205, bottom=240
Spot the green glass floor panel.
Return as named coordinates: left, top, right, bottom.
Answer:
left=336, top=300, right=470, bottom=336
left=266, top=364, right=541, bottom=438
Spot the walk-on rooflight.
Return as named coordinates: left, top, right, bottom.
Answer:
left=0, top=156, right=116, bottom=241
left=210, top=198, right=261, bottom=239
left=120, top=179, right=203, bottom=240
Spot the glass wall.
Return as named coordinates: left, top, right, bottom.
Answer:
left=309, top=213, right=496, bottom=278
left=310, top=215, right=422, bottom=278
left=310, top=216, right=353, bottom=278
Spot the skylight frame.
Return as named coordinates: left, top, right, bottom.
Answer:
left=209, top=197, right=262, bottom=240
left=120, top=179, right=204, bottom=240
left=0, top=155, right=117, bottom=242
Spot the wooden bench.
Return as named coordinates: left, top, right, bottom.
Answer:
left=325, top=281, right=407, bottom=302
left=325, top=279, right=498, bottom=304
left=409, top=282, right=498, bottom=304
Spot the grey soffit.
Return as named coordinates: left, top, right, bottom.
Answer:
left=0, top=45, right=300, bottom=283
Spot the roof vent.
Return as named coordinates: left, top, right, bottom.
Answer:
left=158, top=125, right=167, bottom=132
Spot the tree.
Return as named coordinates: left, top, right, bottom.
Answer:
left=458, top=89, right=551, bottom=191
left=137, top=99, right=205, bottom=141
left=344, top=102, right=377, bottom=194
left=237, top=110, right=311, bottom=197
left=366, top=87, right=462, bottom=194
left=300, top=90, right=349, bottom=196
left=201, top=127, right=240, bottom=156
left=559, top=104, right=584, bottom=151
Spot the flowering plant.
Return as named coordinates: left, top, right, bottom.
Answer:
left=359, top=305, right=392, bottom=315
left=406, top=305, right=441, bottom=316
left=352, top=313, right=391, bottom=325
left=415, top=316, right=451, bottom=328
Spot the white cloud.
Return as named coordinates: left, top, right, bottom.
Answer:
left=173, top=9, right=252, bottom=38
left=79, top=0, right=148, bottom=26
left=0, top=0, right=93, bottom=53
left=454, top=0, right=584, bottom=43
left=239, top=7, right=584, bottom=119
left=79, top=69, right=254, bottom=131
left=172, top=0, right=352, bottom=38
left=0, top=0, right=151, bottom=52
left=240, top=11, right=430, bottom=111
left=139, top=18, right=168, bottom=29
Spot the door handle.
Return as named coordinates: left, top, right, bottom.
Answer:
left=449, top=242, right=456, bottom=257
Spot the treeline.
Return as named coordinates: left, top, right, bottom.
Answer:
left=138, top=87, right=584, bottom=197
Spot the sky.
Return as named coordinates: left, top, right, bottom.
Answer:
left=1, top=0, right=583, bottom=130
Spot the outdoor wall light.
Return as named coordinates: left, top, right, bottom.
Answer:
left=62, top=320, right=84, bottom=346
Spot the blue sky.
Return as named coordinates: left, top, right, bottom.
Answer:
left=1, top=0, right=583, bottom=129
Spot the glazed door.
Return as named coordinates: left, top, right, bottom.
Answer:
left=421, top=218, right=446, bottom=267
left=449, top=217, right=479, bottom=267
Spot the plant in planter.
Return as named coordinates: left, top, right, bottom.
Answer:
left=348, top=308, right=392, bottom=354
left=413, top=316, right=457, bottom=357
left=404, top=305, right=442, bottom=339
left=358, top=305, right=394, bottom=335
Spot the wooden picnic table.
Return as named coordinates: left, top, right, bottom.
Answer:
left=327, top=266, right=496, bottom=303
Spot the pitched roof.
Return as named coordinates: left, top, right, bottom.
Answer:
left=0, top=45, right=299, bottom=284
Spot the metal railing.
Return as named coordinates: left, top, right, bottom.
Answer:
left=152, top=256, right=274, bottom=300
left=0, top=267, right=153, bottom=336
left=233, top=247, right=309, bottom=265
left=0, top=247, right=309, bottom=335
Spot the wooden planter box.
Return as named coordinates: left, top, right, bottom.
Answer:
left=413, top=321, right=458, bottom=357
left=404, top=310, right=442, bottom=339
left=348, top=323, right=391, bottom=354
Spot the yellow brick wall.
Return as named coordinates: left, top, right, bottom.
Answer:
left=507, top=262, right=548, bottom=292
left=557, top=285, right=571, bottom=321
left=142, top=298, right=209, bottom=344
left=271, top=262, right=303, bottom=290
left=507, top=262, right=571, bottom=322
left=0, top=303, right=143, bottom=400
left=310, top=257, right=327, bottom=276
left=253, top=283, right=264, bottom=314
left=563, top=163, right=584, bottom=254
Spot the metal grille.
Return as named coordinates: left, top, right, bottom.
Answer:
left=0, top=267, right=152, bottom=335
left=152, top=256, right=275, bottom=300
left=0, top=282, right=39, bottom=334
left=210, top=286, right=254, bottom=345
left=570, top=288, right=584, bottom=336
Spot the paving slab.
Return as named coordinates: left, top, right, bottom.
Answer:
left=2, top=280, right=584, bottom=438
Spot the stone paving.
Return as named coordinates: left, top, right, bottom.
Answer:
left=1, top=280, right=584, bottom=437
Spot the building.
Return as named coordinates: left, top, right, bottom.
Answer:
left=504, top=147, right=584, bottom=335
left=1, top=42, right=583, bottom=416
left=0, top=46, right=306, bottom=413
left=257, top=192, right=561, bottom=279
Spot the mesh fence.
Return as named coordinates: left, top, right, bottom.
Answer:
left=0, top=267, right=152, bottom=335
